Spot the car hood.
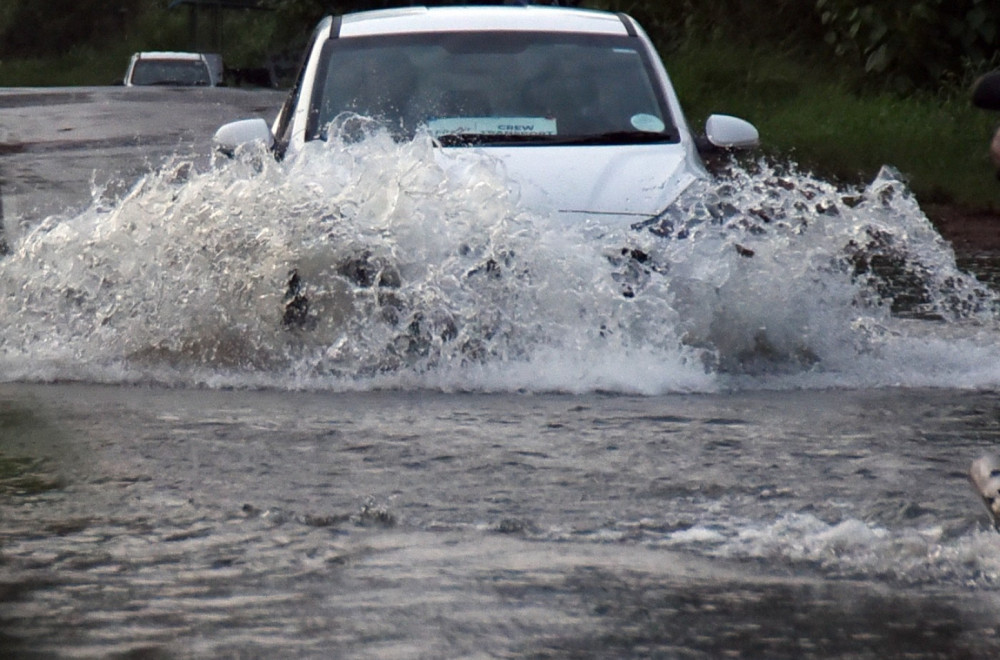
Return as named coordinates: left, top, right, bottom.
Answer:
left=441, top=143, right=704, bottom=225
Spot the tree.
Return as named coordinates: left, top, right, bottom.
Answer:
left=0, top=0, right=151, bottom=58
left=817, top=0, right=1000, bottom=91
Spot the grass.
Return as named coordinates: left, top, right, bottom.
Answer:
left=665, top=40, right=1000, bottom=210
left=0, top=45, right=135, bottom=86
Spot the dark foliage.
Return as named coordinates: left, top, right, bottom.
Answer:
left=603, top=0, right=1000, bottom=92
left=2, top=0, right=998, bottom=93
left=817, top=0, right=1000, bottom=92
left=1, top=0, right=145, bottom=57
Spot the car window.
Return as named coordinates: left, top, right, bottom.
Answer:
left=131, top=60, right=212, bottom=86
left=310, top=31, right=676, bottom=144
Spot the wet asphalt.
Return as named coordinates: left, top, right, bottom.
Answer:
left=0, top=85, right=285, bottom=244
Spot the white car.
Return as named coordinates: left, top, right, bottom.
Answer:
left=124, top=51, right=222, bottom=87
left=214, top=4, right=758, bottom=225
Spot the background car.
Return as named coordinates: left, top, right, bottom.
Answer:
left=124, top=51, right=223, bottom=87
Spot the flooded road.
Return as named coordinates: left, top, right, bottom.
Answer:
left=3, top=384, right=1000, bottom=658
left=2, top=87, right=1000, bottom=658
left=0, top=86, right=284, bottom=241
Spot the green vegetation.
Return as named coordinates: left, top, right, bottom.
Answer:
left=607, top=0, right=1000, bottom=208
left=0, top=48, right=137, bottom=87
left=666, top=41, right=1000, bottom=209
left=0, top=0, right=349, bottom=79
left=1, top=1, right=999, bottom=209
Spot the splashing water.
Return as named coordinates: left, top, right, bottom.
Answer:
left=0, top=127, right=997, bottom=392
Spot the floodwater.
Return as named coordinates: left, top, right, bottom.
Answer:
left=2, top=88, right=1000, bottom=659
left=0, top=86, right=285, bottom=234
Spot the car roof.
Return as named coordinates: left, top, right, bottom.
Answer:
left=133, top=51, right=206, bottom=61
left=338, top=5, right=632, bottom=38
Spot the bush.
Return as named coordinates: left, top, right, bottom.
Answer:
left=591, top=0, right=1000, bottom=94
left=817, top=0, right=1000, bottom=92
left=0, top=0, right=148, bottom=58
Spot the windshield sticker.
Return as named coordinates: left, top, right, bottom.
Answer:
left=630, top=113, right=666, bottom=133
left=425, top=117, right=558, bottom=137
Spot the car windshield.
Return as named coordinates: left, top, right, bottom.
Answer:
left=309, top=31, right=677, bottom=145
left=131, top=60, right=211, bottom=86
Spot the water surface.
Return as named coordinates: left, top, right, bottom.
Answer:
left=3, top=384, right=1000, bottom=658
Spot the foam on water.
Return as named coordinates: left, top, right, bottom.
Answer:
left=1, top=126, right=997, bottom=392
left=658, top=513, right=1000, bottom=588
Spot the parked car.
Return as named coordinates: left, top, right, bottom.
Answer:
left=214, top=4, right=758, bottom=225
left=124, top=51, right=223, bottom=87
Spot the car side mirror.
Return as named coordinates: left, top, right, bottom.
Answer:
left=973, top=72, right=1000, bottom=110
left=213, top=118, right=275, bottom=154
left=703, top=114, right=759, bottom=149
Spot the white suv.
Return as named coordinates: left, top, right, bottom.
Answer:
left=124, top=51, right=222, bottom=87
left=215, top=5, right=758, bottom=224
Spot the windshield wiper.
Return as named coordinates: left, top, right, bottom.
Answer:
left=434, top=130, right=677, bottom=147
left=141, top=80, right=209, bottom=86
left=538, top=130, right=678, bottom=146
left=434, top=133, right=548, bottom=146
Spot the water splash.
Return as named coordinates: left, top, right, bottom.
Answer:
left=0, top=128, right=997, bottom=392
left=659, top=512, right=1000, bottom=588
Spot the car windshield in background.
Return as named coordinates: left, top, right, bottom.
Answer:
left=310, top=31, right=677, bottom=145
left=131, top=60, right=211, bottom=86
